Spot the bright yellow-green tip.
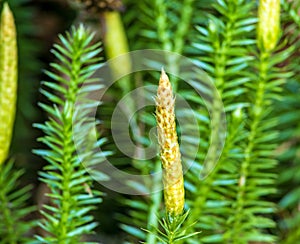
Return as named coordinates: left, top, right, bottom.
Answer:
left=257, top=0, right=281, bottom=52
left=0, top=3, right=18, bottom=165
left=103, top=11, right=131, bottom=78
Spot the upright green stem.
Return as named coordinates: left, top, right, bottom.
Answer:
left=155, top=0, right=172, bottom=52
left=185, top=10, right=234, bottom=230
left=58, top=122, right=74, bottom=243
left=155, top=0, right=194, bottom=92
left=57, top=43, right=81, bottom=243
left=36, top=26, right=103, bottom=242
left=146, top=161, right=163, bottom=244
left=231, top=51, right=270, bottom=243
left=58, top=119, right=73, bottom=239
left=173, top=0, right=194, bottom=54
left=188, top=90, right=223, bottom=219
left=172, top=0, right=194, bottom=92
left=168, top=236, right=175, bottom=244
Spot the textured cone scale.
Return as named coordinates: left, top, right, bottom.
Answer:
left=156, top=69, right=184, bottom=216
left=76, top=0, right=124, bottom=13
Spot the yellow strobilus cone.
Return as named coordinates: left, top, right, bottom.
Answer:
left=0, top=3, right=18, bottom=165
left=156, top=69, right=184, bottom=217
left=257, top=0, right=281, bottom=52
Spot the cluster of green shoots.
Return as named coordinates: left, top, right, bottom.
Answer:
left=0, top=0, right=299, bottom=243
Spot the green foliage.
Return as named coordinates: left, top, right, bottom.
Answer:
left=183, top=0, right=293, bottom=243
left=34, top=25, right=106, bottom=243
left=183, top=1, right=259, bottom=242
left=144, top=211, right=200, bottom=244
left=277, top=1, right=300, bottom=243
left=119, top=0, right=295, bottom=243
left=0, top=0, right=300, bottom=243
left=0, top=160, right=36, bottom=243
left=0, top=4, right=36, bottom=243
left=118, top=1, right=209, bottom=242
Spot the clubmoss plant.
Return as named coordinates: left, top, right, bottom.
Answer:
left=277, top=1, right=300, bottom=243
left=144, top=69, right=198, bottom=244
left=180, top=1, right=257, bottom=242
left=156, top=69, right=184, bottom=217
left=104, top=0, right=299, bottom=243
left=0, top=160, right=35, bottom=243
left=119, top=1, right=198, bottom=242
left=228, top=0, right=282, bottom=241
left=1, top=0, right=300, bottom=243
left=34, top=25, right=106, bottom=243
left=174, top=0, right=291, bottom=242
left=0, top=3, right=35, bottom=243
left=227, top=0, right=293, bottom=242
